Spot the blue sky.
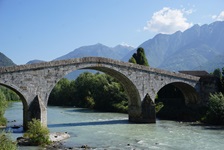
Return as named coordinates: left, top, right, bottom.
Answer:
left=0, top=0, right=224, bottom=65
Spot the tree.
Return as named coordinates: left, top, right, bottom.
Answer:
left=213, top=68, right=222, bottom=79
left=24, top=119, right=50, bottom=146
left=129, top=47, right=149, bottom=66
left=203, top=93, right=224, bottom=125
left=222, top=67, right=224, bottom=77
left=0, top=91, right=7, bottom=126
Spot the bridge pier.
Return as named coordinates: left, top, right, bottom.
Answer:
left=24, top=95, right=47, bottom=130
left=129, top=94, right=156, bottom=123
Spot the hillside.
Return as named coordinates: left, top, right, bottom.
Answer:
left=123, top=21, right=224, bottom=72
left=55, top=43, right=134, bottom=79
left=55, top=43, right=134, bottom=61
left=0, top=52, right=16, bottom=66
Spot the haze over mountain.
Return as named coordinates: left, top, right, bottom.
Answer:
left=26, top=60, right=46, bottom=64
left=123, top=21, right=224, bottom=72
left=0, top=52, right=15, bottom=67
left=55, top=43, right=134, bottom=61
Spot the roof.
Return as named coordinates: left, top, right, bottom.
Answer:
left=178, top=70, right=212, bottom=77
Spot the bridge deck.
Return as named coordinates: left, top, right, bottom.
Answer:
left=0, top=57, right=200, bottom=82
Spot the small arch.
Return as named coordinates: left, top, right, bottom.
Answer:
left=155, top=82, right=200, bottom=121
left=0, top=82, right=28, bottom=128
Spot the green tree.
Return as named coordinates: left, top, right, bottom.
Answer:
left=49, top=72, right=129, bottom=113
left=0, top=86, right=20, bottom=101
left=0, top=91, right=7, bottom=126
left=129, top=56, right=137, bottom=64
left=203, top=92, right=224, bottom=125
left=222, top=67, right=224, bottom=77
left=24, top=119, right=50, bottom=146
left=48, top=78, right=75, bottom=106
left=213, top=68, right=222, bottom=79
left=129, top=47, right=149, bottom=66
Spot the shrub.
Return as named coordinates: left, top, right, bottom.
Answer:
left=0, top=91, right=7, bottom=126
left=203, top=92, right=224, bottom=125
left=24, top=119, right=50, bottom=146
left=0, top=131, right=17, bottom=150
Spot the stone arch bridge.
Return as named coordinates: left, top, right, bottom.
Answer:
left=0, top=57, right=202, bottom=129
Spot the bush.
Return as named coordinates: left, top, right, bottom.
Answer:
left=203, top=92, right=224, bottom=125
left=0, top=91, right=7, bottom=126
left=24, top=119, right=50, bottom=146
left=0, top=131, right=17, bottom=150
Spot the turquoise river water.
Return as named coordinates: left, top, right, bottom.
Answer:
left=3, top=102, right=224, bottom=150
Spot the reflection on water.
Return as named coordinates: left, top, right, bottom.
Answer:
left=3, top=102, right=224, bottom=150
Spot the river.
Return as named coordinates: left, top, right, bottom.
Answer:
left=3, top=102, right=224, bottom=150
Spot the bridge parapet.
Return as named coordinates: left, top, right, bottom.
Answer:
left=0, top=57, right=199, bottom=82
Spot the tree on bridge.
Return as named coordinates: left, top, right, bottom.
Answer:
left=129, top=47, right=149, bottom=66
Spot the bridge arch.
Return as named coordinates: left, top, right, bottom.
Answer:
left=155, top=82, right=200, bottom=121
left=46, top=64, right=142, bottom=121
left=155, top=82, right=199, bottom=106
left=0, top=81, right=29, bottom=128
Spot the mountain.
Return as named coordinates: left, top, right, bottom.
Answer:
left=26, top=59, right=46, bottom=64
left=55, top=43, right=134, bottom=79
left=55, top=43, right=134, bottom=61
left=0, top=52, right=16, bottom=66
left=123, top=21, right=224, bottom=72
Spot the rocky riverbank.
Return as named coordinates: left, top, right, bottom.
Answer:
left=17, top=132, right=70, bottom=147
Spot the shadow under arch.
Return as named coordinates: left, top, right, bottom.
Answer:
left=47, top=66, right=142, bottom=121
left=0, top=82, right=28, bottom=128
left=155, top=82, right=200, bottom=121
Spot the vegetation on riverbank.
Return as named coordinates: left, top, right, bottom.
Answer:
left=0, top=86, right=21, bottom=126
left=0, top=131, right=17, bottom=150
left=202, top=92, right=224, bottom=125
left=23, top=119, right=51, bottom=146
left=0, top=90, right=8, bottom=126
left=49, top=72, right=128, bottom=113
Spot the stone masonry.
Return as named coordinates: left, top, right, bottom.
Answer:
left=0, top=57, right=201, bottom=129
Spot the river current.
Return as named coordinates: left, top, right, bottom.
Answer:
left=3, top=102, right=224, bottom=150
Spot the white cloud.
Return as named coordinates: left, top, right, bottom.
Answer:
left=144, top=7, right=193, bottom=34
left=212, top=11, right=224, bottom=21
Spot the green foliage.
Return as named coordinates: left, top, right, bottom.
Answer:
left=212, top=67, right=224, bottom=93
left=129, top=47, right=149, bottom=66
left=0, top=86, right=20, bottom=101
left=48, top=78, right=76, bottom=106
left=128, top=56, right=137, bottom=64
left=0, top=91, right=7, bottom=126
left=155, top=102, right=164, bottom=113
left=0, top=131, right=17, bottom=150
left=24, top=119, right=50, bottom=146
left=49, top=72, right=128, bottom=113
left=213, top=68, right=222, bottom=79
left=203, top=92, right=224, bottom=125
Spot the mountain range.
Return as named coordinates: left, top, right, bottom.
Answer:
left=123, top=21, right=224, bottom=72
left=1, top=21, right=224, bottom=74
left=55, top=43, right=134, bottom=61
left=0, top=52, right=15, bottom=67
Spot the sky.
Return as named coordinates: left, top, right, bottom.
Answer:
left=0, top=0, right=224, bottom=65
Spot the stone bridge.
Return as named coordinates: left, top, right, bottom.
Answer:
left=0, top=57, right=202, bottom=129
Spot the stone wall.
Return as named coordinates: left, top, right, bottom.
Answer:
left=0, top=57, right=201, bottom=128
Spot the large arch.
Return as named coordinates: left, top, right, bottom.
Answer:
left=46, top=65, right=142, bottom=122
